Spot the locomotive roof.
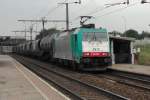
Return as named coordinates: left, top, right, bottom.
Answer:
left=72, top=28, right=107, bottom=34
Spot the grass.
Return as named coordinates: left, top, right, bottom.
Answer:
left=138, top=45, right=150, bottom=65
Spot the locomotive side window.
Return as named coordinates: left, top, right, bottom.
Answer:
left=75, top=35, right=77, bottom=41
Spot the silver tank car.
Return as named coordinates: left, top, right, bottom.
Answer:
left=53, top=32, right=73, bottom=60
left=30, top=40, right=43, bottom=57
left=39, top=34, right=55, bottom=60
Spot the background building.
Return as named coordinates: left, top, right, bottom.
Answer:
left=0, top=36, right=26, bottom=54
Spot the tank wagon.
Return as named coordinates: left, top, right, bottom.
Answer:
left=14, top=27, right=112, bottom=71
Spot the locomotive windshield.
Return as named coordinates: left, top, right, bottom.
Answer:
left=83, top=32, right=108, bottom=42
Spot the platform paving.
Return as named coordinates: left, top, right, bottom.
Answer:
left=111, top=64, right=150, bottom=76
left=0, top=55, right=70, bottom=100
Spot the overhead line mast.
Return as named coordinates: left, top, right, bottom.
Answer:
left=18, top=18, right=66, bottom=31
left=12, top=30, right=39, bottom=41
left=58, top=0, right=81, bottom=31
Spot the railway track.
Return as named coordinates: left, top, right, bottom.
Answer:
left=107, top=69, right=150, bottom=85
left=95, top=73, right=150, bottom=92
left=12, top=55, right=129, bottom=100
left=101, top=69, right=150, bottom=90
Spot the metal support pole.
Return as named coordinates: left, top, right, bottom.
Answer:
left=24, top=22, right=27, bottom=40
left=58, top=2, right=70, bottom=31
left=58, top=1, right=81, bottom=30
left=42, top=20, right=45, bottom=30
left=42, top=18, right=46, bottom=30
left=30, top=26, right=33, bottom=41
left=127, top=0, right=129, bottom=4
left=66, top=3, right=69, bottom=31
left=31, top=31, right=32, bottom=41
left=14, top=32, right=16, bottom=44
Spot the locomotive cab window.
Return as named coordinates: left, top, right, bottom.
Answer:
left=83, top=32, right=108, bottom=42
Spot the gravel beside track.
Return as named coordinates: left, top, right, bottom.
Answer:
left=79, top=75, right=150, bottom=100
left=96, top=74, right=150, bottom=91
left=107, top=69, right=150, bottom=82
left=12, top=55, right=150, bottom=100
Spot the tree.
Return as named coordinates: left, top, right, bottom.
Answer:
left=36, top=28, right=60, bottom=39
left=139, top=31, right=150, bottom=39
left=123, top=29, right=139, bottom=39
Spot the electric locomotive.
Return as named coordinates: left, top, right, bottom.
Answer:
left=51, top=26, right=111, bottom=71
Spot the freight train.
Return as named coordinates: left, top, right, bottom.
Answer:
left=13, top=26, right=112, bottom=71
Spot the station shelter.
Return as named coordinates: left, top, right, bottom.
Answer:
left=109, top=36, right=135, bottom=64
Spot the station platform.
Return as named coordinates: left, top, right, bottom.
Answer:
left=0, top=55, right=70, bottom=100
left=111, top=64, right=150, bottom=76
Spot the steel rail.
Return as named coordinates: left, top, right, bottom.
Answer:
left=15, top=55, right=129, bottom=100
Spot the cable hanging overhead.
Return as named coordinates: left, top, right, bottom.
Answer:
left=95, top=2, right=139, bottom=18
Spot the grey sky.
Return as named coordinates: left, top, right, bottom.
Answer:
left=0, top=0, right=150, bottom=38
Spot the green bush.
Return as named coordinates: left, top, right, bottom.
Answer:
left=138, top=45, right=150, bottom=65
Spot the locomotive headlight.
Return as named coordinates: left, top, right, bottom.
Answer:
left=102, top=52, right=110, bottom=56
left=102, top=52, right=107, bottom=56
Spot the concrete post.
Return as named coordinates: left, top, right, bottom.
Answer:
left=130, top=42, right=134, bottom=64
left=111, top=40, right=115, bottom=64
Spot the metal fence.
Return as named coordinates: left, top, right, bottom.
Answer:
left=134, top=38, right=150, bottom=46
